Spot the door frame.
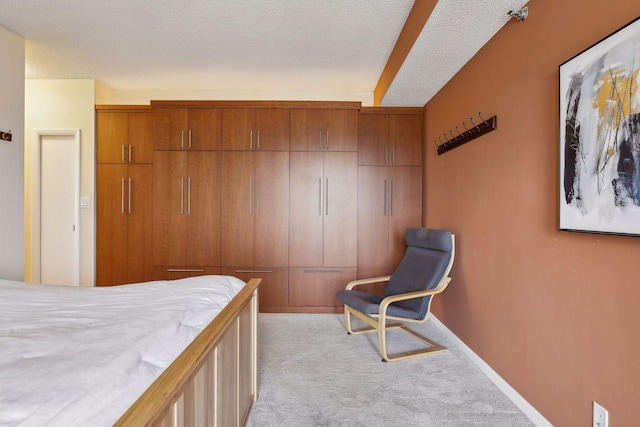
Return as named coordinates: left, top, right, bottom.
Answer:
left=29, top=129, right=81, bottom=285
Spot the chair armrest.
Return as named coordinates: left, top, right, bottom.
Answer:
left=379, top=277, right=451, bottom=311
left=345, top=275, right=391, bottom=290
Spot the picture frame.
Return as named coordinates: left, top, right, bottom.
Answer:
left=559, top=17, right=640, bottom=236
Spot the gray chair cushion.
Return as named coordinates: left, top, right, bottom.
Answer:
left=337, top=228, right=453, bottom=321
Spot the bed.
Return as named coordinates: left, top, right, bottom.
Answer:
left=0, top=275, right=261, bottom=427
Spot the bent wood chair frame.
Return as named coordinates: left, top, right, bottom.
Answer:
left=343, top=235, right=454, bottom=362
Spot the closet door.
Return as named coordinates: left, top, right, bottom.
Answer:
left=153, top=151, right=188, bottom=265
left=322, top=152, right=357, bottom=267
left=289, top=152, right=324, bottom=266
left=96, top=164, right=129, bottom=285
left=389, top=113, right=422, bottom=166
left=254, top=151, right=289, bottom=266
left=388, top=166, right=422, bottom=269
left=221, top=151, right=255, bottom=266
left=322, top=109, right=358, bottom=152
left=126, top=164, right=154, bottom=283
left=186, top=151, right=221, bottom=266
left=357, top=166, right=390, bottom=279
left=255, top=109, right=290, bottom=151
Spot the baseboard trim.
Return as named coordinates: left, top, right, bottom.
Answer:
left=430, top=316, right=553, bottom=427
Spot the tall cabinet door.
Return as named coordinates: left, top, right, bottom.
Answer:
left=186, top=151, right=221, bottom=266
left=323, top=152, right=357, bottom=267
left=153, top=151, right=188, bottom=265
left=254, top=151, right=289, bottom=266
left=357, top=166, right=390, bottom=279
left=221, top=151, right=255, bottom=266
left=96, top=164, right=129, bottom=285
left=127, top=164, right=154, bottom=283
left=388, top=167, right=422, bottom=269
left=289, top=152, right=324, bottom=266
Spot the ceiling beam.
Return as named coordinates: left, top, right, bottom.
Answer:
left=373, top=0, right=439, bottom=106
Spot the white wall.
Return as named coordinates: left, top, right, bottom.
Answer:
left=25, top=79, right=96, bottom=286
left=0, top=26, right=25, bottom=281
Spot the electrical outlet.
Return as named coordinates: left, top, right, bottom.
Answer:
left=593, top=401, right=609, bottom=427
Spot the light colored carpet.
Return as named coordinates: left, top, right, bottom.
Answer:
left=245, top=313, right=535, bottom=427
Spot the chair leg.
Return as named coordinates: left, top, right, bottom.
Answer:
left=378, top=323, right=447, bottom=362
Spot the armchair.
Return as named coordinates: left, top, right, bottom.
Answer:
left=336, top=228, right=455, bottom=362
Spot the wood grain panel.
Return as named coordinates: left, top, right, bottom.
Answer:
left=289, top=152, right=324, bottom=266
left=221, top=267, right=288, bottom=309
left=96, top=112, right=128, bottom=163
left=254, top=151, right=289, bottom=266
left=187, top=108, right=221, bottom=150
left=358, top=112, right=389, bottom=165
left=186, top=151, right=221, bottom=266
left=389, top=113, right=422, bottom=166
left=323, top=152, right=358, bottom=267
left=290, top=109, right=325, bottom=151
left=222, top=109, right=253, bottom=150
left=289, top=268, right=356, bottom=307
left=255, top=108, right=290, bottom=151
left=323, top=109, right=358, bottom=152
left=127, top=112, right=154, bottom=163
left=126, top=164, right=154, bottom=283
left=388, top=166, right=422, bottom=269
left=154, top=109, right=188, bottom=150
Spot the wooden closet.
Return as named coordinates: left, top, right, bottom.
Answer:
left=95, top=101, right=423, bottom=313
left=357, top=108, right=423, bottom=293
left=96, top=106, right=154, bottom=286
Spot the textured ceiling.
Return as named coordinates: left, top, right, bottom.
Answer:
left=0, top=0, right=528, bottom=106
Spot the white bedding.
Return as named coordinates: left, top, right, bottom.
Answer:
left=0, top=275, right=246, bottom=427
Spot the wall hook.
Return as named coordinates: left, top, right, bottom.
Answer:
left=0, top=130, right=12, bottom=142
left=436, top=114, right=498, bottom=155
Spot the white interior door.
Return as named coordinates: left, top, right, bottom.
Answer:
left=34, top=131, right=80, bottom=286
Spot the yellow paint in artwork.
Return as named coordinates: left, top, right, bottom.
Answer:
left=593, top=66, right=639, bottom=137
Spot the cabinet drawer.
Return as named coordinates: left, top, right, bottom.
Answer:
left=221, top=267, right=288, bottom=310
left=289, top=268, right=356, bottom=307
left=152, top=266, right=221, bottom=281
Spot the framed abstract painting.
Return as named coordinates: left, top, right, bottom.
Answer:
left=559, top=17, right=640, bottom=236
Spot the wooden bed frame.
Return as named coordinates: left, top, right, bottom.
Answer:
left=115, top=278, right=261, bottom=426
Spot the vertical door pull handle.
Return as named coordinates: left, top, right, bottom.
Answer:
left=121, top=145, right=125, bottom=162
left=257, top=130, right=261, bottom=149
left=128, top=177, right=132, bottom=214
left=128, top=145, right=132, bottom=162
left=325, top=178, right=329, bottom=215
left=385, top=146, right=388, bottom=165
left=392, top=146, right=395, bottom=164
left=384, top=179, right=388, bottom=216
left=121, top=177, right=125, bottom=214
left=249, top=177, right=253, bottom=215
left=319, top=131, right=323, bottom=150
left=390, top=180, right=394, bottom=216
left=250, top=130, right=253, bottom=149
left=325, top=131, right=329, bottom=150
left=188, top=130, right=192, bottom=149
left=255, top=179, right=260, bottom=215
left=181, top=130, right=184, bottom=149
left=180, top=176, right=184, bottom=214
left=318, top=178, right=322, bottom=216
left=187, top=177, right=191, bottom=214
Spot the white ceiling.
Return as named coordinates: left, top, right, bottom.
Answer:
left=0, top=0, right=528, bottom=107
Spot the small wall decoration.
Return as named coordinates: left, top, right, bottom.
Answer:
left=559, top=17, right=640, bottom=236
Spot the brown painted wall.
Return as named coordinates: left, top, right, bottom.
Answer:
left=424, top=1, right=640, bottom=425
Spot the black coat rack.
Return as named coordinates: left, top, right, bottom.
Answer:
left=434, top=113, right=497, bottom=155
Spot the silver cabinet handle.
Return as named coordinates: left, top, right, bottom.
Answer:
left=121, top=177, right=125, bottom=214
left=181, top=130, right=184, bottom=149
left=304, top=269, right=342, bottom=273
left=180, top=176, right=184, bottom=214
left=188, top=130, right=192, bottom=149
left=128, top=145, right=132, bottom=162
left=128, top=177, right=131, bottom=214
left=235, top=269, right=273, bottom=273
left=255, top=179, right=260, bottom=215
left=121, top=145, right=125, bottom=162
left=392, top=146, right=395, bottom=164
left=390, top=180, right=394, bottom=216
left=249, top=177, right=253, bottom=215
left=385, top=146, right=388, bottom=165
left=384, top=179, right=388, bottom=216
left=187, top=177, right=191, bottom=214
left=325, top=131, right=329, bottom=150
left=319, top=131, right=323, bottom=150
left=318, top=178, right=322, bottom=216
left=325, top=178, right=329, bottom=216
left=167, top=268, right=205, bottom=273
left=257, top=130, right=261, bottom=149
left=250, top=130, right=253, bottom=149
